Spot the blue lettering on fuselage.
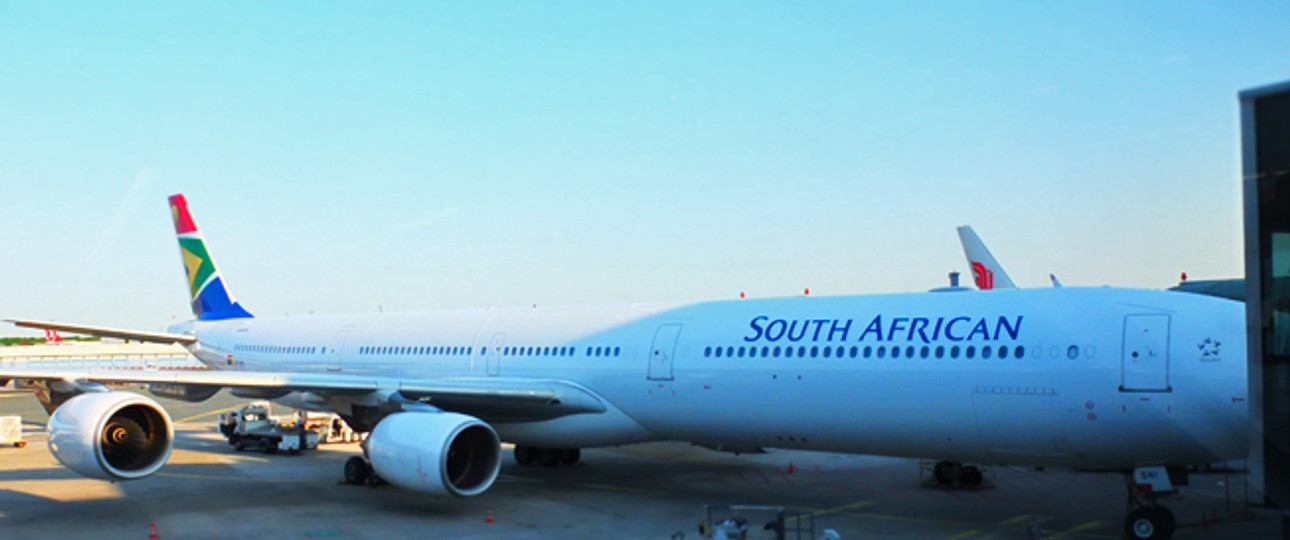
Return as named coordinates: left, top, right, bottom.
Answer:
left=743, top=314, right=1023, bottom=344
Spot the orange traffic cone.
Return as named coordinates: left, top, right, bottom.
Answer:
left=485, top=510, right=494, bottom=524
left=149, top=522, right=159, bottom=539
left=787, top=462, right=796, bottom=474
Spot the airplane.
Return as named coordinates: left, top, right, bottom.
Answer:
left=956, top=225, right=1064, bottom=288
left=956, top=226, right=1017, bottom=290
left=0, top=195, right=1248, bottom=540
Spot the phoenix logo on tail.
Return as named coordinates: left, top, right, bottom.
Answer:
left=971, top=261, right=995, bottom=290
left=169, top=194, right=252, bottom=320
left=956, top=226, right=1017, bottom=290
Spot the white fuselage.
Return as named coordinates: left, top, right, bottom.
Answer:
left=175, top=286, right=1248, bottom=470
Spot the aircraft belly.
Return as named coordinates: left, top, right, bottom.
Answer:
left=616, top=370, right=983, bottom=458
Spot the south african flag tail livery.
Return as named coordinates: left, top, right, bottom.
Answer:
left=169, top=194, right=252, bottom=320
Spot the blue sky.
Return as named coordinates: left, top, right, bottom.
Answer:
left=1, top=2, right=1287, bottom=333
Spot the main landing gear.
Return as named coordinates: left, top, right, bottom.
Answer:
left=343, top=456, right=386, bottom=486
left=513, top=445, right=580, bottom=467
left=1122, top=466, right=1183, bottom=540
left=928, top=460, right=985, bottom=488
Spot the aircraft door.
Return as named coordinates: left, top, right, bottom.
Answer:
left=328, top=329, right=350, bottom=373
left=486, top=333, right=505, bottom=377
left=648, top=324, right=683, bottom=381
left=1120, top=314, right=1172, bottom=392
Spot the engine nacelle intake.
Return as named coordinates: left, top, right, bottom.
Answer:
left=47, top=392, right=173, bottom=481
left=368, top=412, right=501, bottom=497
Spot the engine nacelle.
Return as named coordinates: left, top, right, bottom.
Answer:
left=47, top=392, right=173, bottom=481
left=368, top=412, right=501, bottom=497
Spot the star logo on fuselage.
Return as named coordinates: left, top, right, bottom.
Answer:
left=1198, top=337, right=1221, bottom=358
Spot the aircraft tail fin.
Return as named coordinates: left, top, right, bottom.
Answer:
left=956, top=226, right=1018, bottom=290
left=169, top=194, right=253, bottom=320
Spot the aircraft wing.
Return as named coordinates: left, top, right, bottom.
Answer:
left=0, top=368, right=605, bottom=421
left=7, top=319, right=197, bottom=345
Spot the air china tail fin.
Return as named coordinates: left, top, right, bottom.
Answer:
left=169, top=194, right=253, bottom=320
left=956, top=225, right=1017, bottom=290
left=45, top=329, right=62, bottom=343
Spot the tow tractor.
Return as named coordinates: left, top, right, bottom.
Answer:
left=217, top=402, right=320, bottom=454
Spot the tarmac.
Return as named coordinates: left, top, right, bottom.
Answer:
left=0, top=388, right=1280, bottom=539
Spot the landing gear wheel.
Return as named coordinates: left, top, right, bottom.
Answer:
left=932, top=461, right=958, bottom=486
left=957, top=465, right=983, bottom=488
left=514, top=445, right=535, bottom=466
left=558, top=448, right=581, bottom=466
left=234, top=439, right=246, bottom=452
left=538, top=447, right=560, bottom=467
left=1124, top=506, right=1175, bottom=540
left=344, top=456, right=370, bottom=485
left=14, top=441, right=26, bottom=449
left=260, top=440, right=276, bottom=454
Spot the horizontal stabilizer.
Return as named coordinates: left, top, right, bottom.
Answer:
left=7, top=319, right=196, bottom=345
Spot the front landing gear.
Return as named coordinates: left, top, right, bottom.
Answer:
left=1125, top=505, right=1175, bottom=540
left=1122, top=467, right=1184, bottom=540
left=513, top=445, right=580, bottom=467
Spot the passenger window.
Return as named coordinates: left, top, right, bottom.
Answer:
left=726, top=346, right=735, bottom=357
left=704, top=347, right=712, bottom=357
left=999, top=346, right=1009, bottom=359
left=863, top=346, right=872, bottom=358
left=772, top=346, right=781, bottom=358
left=715, top=347, right=724, bottom=358
left=737, top=347, right=746, bottom=358
left=892, top=347, right=901, bottom=359
left=966, top=346, right=976, bottom=359
left=821, top=346, right=830, bottom=358
left=935, top=345, right=944, bottom=358
left=797, top=347, right=807, bottom=358
left=1067, top=345, right=1079, bottom=359
left=982, top=346, right=993, bottom=359
left=876, top=347, right=886, bottom=358
left=920, top=346, right=929, bottom=359
left=810, top=346, right=819, bottom=358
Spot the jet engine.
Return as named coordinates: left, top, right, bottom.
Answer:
left=367, top=412, right=501, bottom=497
left=46, top=392, right=173, bottom=481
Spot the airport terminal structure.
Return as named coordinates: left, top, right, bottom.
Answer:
left=0, top=340, right=201, bottom=382
left=1242, top=79, right=1290, bottom=539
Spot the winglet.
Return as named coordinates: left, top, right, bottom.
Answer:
left=956, top=226, right=1017, bottom=290
left=169, top=194, right=253, bottom=320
